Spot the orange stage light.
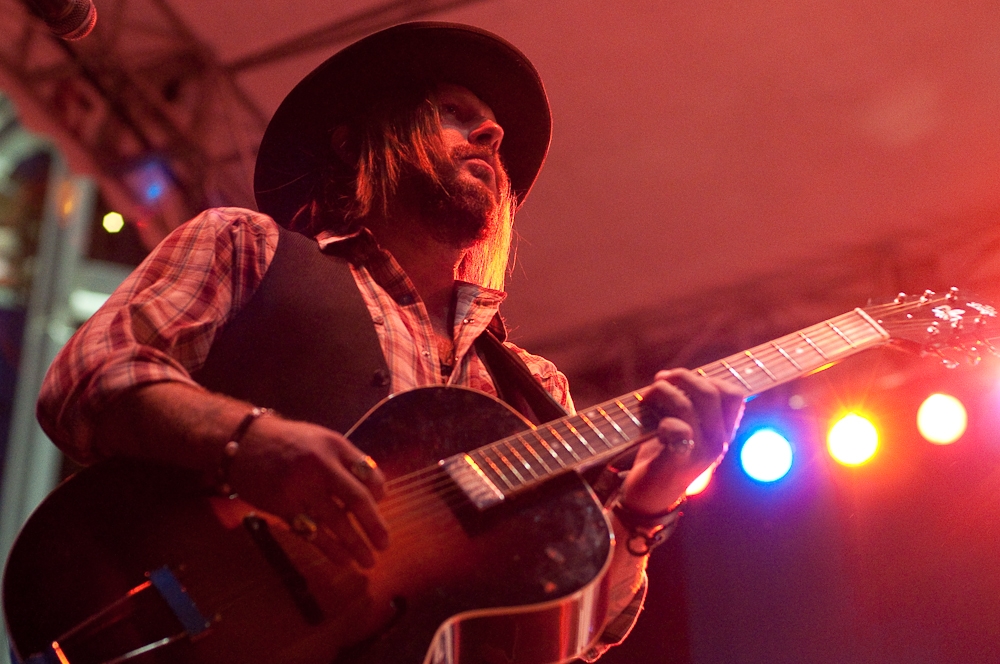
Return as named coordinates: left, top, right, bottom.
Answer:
left=827, top=413, right=878, bottom=466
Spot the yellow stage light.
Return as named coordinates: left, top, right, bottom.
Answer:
left=827, top=413, right=878, bottom=466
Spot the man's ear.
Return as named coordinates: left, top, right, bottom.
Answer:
left=330, top=125, right=358, bottom=166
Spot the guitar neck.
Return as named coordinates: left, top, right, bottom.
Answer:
left=443, top=307, right=890, bottom=509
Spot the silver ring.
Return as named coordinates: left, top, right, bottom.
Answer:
left=668, top=438, right=695, bottom=455
left=350, top=455, right=378, bottom=483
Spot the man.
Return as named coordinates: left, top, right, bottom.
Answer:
left=37, top=22, right=743, bottom=663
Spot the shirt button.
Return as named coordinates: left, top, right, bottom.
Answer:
left=372, top=369, right=390, bottom=387
left=462, top=318, right=471, bottom=325
left=421, top=350, right=431, bottom=357
left=372, top=316, right=384, bottom=325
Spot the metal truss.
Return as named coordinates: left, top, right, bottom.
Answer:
left=528, top=208, right=1000, bottom=407
left=0, top=0, right=266, bottom=245
left=0, top=0, right=490, bottom=248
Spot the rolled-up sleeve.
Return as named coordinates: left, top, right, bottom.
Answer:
left=36, top=208, right=278, bottom=462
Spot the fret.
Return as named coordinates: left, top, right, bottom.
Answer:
left=515, top=433, right=554, bottom=473
left=596, top=407, right=629, bottom=444
left=771, top=341, right=803, bottom=371
left=603, top=401, right=643, bottom=438
left=826, top=321, right=857, bottom=348
left=577, top=412, right=610, bottom=449
left=476, top=449, right=516, bottom=490
left=493, top=446, right=526, bottom=484
left=798, top=331, right=829, bottom=360
left=614, top=398, right=643, bottom=429
left=526, top=429, right=567, bottom=468
left=744, top=350, right=778, bottom=382
left=504, top=440, right=539, bottom=479
left=563, top=420, right=598, bottom=455
left=720, top=359, right=753, bottom=391
left=546, top=426, right=583, bottom=462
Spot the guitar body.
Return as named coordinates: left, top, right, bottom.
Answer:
left=4, top=387, right=614, bottom=664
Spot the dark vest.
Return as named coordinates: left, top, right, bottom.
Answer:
left=195, top=226, right=390, bottom=435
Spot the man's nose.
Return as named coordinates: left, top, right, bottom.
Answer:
left=468, top=118, right=503, bottom=153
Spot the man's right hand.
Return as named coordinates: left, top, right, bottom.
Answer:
left=231, top=415, right=389, bottom=568
left=95, top=382, right=389, bottom=570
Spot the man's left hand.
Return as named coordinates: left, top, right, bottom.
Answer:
left=619, top=368, right=746, bottom=515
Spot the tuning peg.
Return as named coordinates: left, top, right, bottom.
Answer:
left=894, top=292, right=907, bottom=304
left=947, top=287, right=960, bottom=301
left=919, top=289, right=936, bottom=304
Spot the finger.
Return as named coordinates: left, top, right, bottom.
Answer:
left=656, top=418, right=696, bottom=458
left=642, top=377, right=696, bottom=425
left=308, top=498, right=377, bottom=568
left=655, top=369, right=731, bottom=450
left=320, top=456, right=390, bottom=551
left=346, top=452, right=387, bottom=500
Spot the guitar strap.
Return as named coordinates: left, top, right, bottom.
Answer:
left=475, top=328, right=568, bottom=426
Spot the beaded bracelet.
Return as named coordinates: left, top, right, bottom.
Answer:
left=611, top=499, right=684, bottom=556
left=216, top=407, right=272, bottom=496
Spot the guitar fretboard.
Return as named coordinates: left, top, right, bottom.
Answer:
left=443, top=307, right=890, bottom=509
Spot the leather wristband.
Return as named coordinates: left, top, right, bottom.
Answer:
left=216, top=407, right=272, bottom=496
left=612, top=499, right=684, bottom=556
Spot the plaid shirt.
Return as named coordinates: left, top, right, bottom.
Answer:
left=37, top=207, right=573, bottom=461
left=35, top=207, right=641, bottom=659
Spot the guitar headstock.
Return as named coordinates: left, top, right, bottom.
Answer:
left=865, top=288, right=1000, bottom=368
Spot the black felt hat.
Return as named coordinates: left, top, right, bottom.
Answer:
left=253, top=22, right=551, bottom=227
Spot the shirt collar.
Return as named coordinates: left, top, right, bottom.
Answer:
left=314, top=227, right=509, bottom=318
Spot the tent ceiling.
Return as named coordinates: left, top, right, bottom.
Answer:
left=12, top=0, right=1000, bottom=345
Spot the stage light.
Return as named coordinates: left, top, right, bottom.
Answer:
left=828, top=413, right=878, bottom=466
left=685, top=465, right=715, bottom=496
left=123, top=158, right=172, bottom=206
left=740, top=429, right=793, bottom=482
left=102, top=211, right=125, bottom=233
left=917, top=393, right=966, bottom=445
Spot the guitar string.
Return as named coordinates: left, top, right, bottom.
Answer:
left=376, top=396, right=651, bottom=509
left=376, top=401, right=652, bottom=515
left=377, top=318, right=876, bottom=512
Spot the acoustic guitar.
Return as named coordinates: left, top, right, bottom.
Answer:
left=4, top=290, right=995, bottom=664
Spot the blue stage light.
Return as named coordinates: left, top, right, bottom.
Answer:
left=740, top=428, right=793, bottom=483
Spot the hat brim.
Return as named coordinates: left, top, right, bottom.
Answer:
left=254, top=22, right=551, bottom=227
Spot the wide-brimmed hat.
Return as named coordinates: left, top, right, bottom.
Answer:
left=254, top=22, right=551, bottom=227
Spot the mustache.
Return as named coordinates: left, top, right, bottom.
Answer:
left=450, top=145, right=496, bottom=163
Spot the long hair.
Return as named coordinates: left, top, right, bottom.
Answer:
left=290, top=86, right=516, bottom=291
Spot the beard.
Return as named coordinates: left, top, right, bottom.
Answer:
left=394, top=145, right=505, bottom=249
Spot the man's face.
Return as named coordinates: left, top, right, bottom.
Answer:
left=397, top=83, right=509, bottom=249
left=433, top=83, right=505, bottom=201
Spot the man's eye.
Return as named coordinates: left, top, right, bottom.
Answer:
left=440, top=104, right=460, bottom=116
